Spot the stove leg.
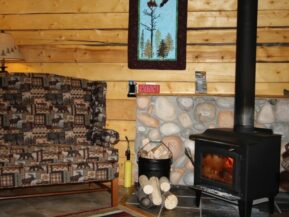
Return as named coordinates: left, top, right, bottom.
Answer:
left=238, top=200, right=252, bottom=217
left=268, top=196, right=275, bottom=214
left=195, top=189, right=202, bottom=207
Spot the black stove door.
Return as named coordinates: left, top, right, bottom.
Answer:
left=194, top=139, right=241, bottom=196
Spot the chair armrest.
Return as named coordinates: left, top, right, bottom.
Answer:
left=87, top=126, right=119, bottom=147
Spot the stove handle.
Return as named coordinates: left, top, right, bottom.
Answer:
left=228, top=148, right=235, bottom=152
left=227, top=148, right=242, bottom=156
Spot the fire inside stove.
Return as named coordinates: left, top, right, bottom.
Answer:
left=201, top=153, right=234, bottom=186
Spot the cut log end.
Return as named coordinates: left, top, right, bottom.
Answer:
left=136, top=188, right=153, bottom=208
left=161, top=182, right=170, bottom=192
left=140, top=197, right=152, bottom=208
left=139, top=175, right=153, bottom=194
left=143, top=185, right=153, bottom=194
left=160, top=176, right=171, bottom=192
left=163, top=192, right=178, bottom=210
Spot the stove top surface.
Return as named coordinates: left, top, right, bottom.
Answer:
left=189, top=128, right=280, bottom=147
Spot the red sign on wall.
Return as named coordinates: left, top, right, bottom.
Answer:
left=138, top=84, right=160, bottom=94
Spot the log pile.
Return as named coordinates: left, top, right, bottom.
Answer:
left=139, top=141, right=171, bottom=159
left=136, top=175, right=178, bottom=210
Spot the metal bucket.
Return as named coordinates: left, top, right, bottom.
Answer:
left=138, top=141, right=172, bottom=179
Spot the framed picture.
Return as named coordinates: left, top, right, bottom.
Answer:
left=128, top=0, right=188, bottom=70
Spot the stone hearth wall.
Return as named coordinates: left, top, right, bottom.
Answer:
left=135, top=96, right=289, bottom=191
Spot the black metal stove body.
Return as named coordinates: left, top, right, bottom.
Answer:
left=190, top=129, right=281, bottom=217
left=189, top=0, right=282, bottom=216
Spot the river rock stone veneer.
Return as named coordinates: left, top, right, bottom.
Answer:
left=135, top=96, right=289, bottom=191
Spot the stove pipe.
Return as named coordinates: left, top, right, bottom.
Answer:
left=234, top=0, right=258, bottom=132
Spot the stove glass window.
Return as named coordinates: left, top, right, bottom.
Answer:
left=201, top=153, right=234, bottom=186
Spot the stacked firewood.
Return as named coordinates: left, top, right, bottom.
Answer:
left=138, top=141, right=171, bottom=159
left=136, top=175, right=178, bottom=210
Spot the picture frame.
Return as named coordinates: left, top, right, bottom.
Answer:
left=128, top=0, right=188, bottom=70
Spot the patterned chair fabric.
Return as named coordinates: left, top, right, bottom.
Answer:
left=0, top=73, right=119, bottom=188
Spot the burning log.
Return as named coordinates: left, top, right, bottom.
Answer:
left=162, top=192, right=178, bottom=210
left=159, top=176, right=170, bottom=192
left=149, top=176, right=162, bottom=206
left=139, top=175, right=153, bottom=194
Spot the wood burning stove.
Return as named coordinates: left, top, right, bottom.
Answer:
left=190, top=128, right=281, bottom=217
left=189, top=0, right=282, bottom=216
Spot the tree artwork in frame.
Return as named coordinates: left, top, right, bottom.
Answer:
left=128, top=0, right=188, bottom=70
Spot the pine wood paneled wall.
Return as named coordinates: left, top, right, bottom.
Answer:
left=1, top=0, right=289, bottom=184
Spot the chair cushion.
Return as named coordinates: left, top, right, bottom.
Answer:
left=0, top=144, right=118, bottom=188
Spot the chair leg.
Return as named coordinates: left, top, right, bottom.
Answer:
left=111, top=178, right=118, bottom=207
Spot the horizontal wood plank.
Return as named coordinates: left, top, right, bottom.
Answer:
left=207, top=83, right=289, bottom=96
left=1, top=11, right=288, bottom=30
left=7, top=63, right=289, bottom=83
left=188, top=45, right=289, bottom=63
left=188, top=0, right=289, bottom=11
left=19, top=45, right=128, bottom=63
left=106, top=120, right=136, bottom=141
left=106, top=82, right=129, bottom=100
left=7, top=28, right=289, bottom=46
left=18, top=45, right=289, bottom=63
left=9, top=30, right=128, bottom=45
left=1, top=0, right=288, bottom=14
left=0, top=0, right=128, bottom=14
left=0, top=13, right=128, bottom=30
left=115, top=141, right=136, bottom=159
left=187, top=28, right=289, bottom=44
left=107, top=99, right=136, bottom=121
left=106, top=82, right=289, bottom=99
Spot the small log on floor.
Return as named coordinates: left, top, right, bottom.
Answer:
left=139, top=175, right=153, bottom=194
left=162, top=192, right=178, bottom=210
left=149, top=176, right=162, bottom=206
left=159, top=176, right=170, bottom=192
left=136, top=188, right=153, bottom=208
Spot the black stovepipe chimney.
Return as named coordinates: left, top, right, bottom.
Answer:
left=234, top=0, right=258, bottom=132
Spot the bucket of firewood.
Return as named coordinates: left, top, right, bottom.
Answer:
left=138, top=140, right=172, bottom=179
